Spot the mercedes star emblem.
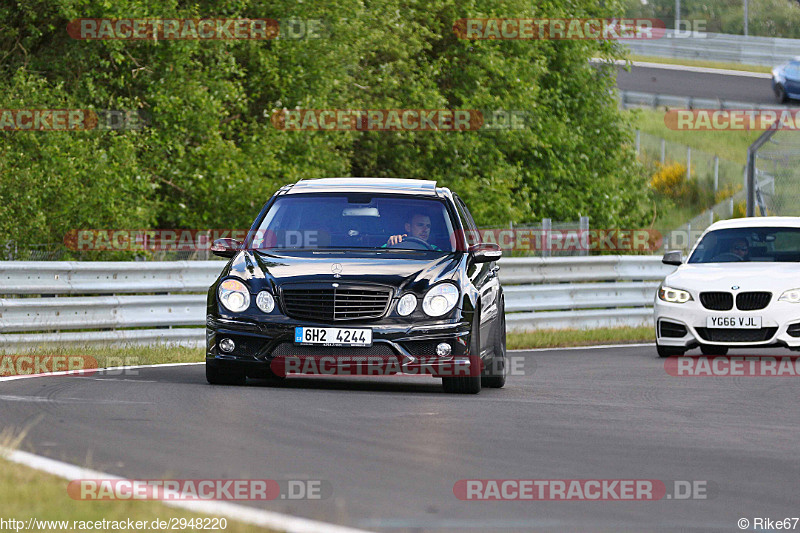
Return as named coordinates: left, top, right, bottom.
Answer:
left=331, top=263, right=343, bottom=278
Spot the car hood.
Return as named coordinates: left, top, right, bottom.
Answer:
left=665, top=262, right=800, bottom=292
left=225, top=250, right=463, bottom=292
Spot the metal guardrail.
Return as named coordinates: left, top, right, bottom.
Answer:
left=626, top=30, right=800, bottom=67
left=498, top=257, right=675, bottom=331
left=0, top=257, right=676, bottom=350
left=619, top=90, right=790, bottom=111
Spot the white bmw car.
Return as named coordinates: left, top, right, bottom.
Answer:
left=655, top=217, right=800, bottom=357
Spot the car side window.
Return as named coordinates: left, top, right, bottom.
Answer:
left=454, top=195, right=480, bottom=247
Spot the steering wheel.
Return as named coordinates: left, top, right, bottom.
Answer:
left=712, top=252, right=743, bottom=262
left=388, top=236, right=433, bottom=250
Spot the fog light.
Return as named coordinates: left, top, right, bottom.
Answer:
left=436, top=342, right=452, bottom=356
left=219, top=338, right=235, bottom=353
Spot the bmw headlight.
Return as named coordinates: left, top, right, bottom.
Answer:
left=658, top=286, right=693, bottom=304
left=779, top=288, right=800, bottom=303
left=218, top=279, right=251, bottom=312
left=256, top=290, right=275, bottom=313
left=422, top=283, right=459, bottom=317
left=397, top=293, right=417, bottom=316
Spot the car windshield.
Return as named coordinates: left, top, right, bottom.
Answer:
left=784, top=62, right=800, bottom=78
left=250, top=193, right=457, bottom=252
left=688, top=227, right=800, bottom=263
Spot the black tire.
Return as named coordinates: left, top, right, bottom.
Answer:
left=775, top=84, right=788, bottom=104
left=700, top=344, right=728, bottom=356
left=481, top=302, right=506, bottom=389
left=443, top=311, right=482, bottom=394
left=206, top=362, right=246, bottom=385
left=657, top=344, right=685, bottom=358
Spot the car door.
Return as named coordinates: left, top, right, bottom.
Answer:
left=453, top=195, right=501, bottom=357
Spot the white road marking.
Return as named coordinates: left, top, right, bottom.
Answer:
left=0, top=394, right=153, bottom=405
left=0, top=362, right=201, bottom=382
left=511, top=343, right=654, bottom=352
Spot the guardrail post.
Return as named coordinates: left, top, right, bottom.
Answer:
left=713, top=156, right=719, bottom=192
left=542, top=218, right=551, bottom=258
left=686, top=147, right=691, bottom=179
left=660, top=139, right=666, bottom=164
left=635, top=130, right=640, bottom=156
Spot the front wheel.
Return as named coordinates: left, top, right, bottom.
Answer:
left=443, top=312, right=482, bottom=394
left=481, top=305, right=507, bottom=388
left=775, top=84, right=789, bottom=103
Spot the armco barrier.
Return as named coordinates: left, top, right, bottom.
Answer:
left=626, top=30, right=800, bottom=67
left=0, top=257, right=676, bottom=351
left=498, top=256, right=676, bottom=331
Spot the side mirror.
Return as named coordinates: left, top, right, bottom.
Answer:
left=211, top=238, right=242, bottom=258
left=662, top=250, right=683, bottom=266
left=470, top=243, right=502, bottom=263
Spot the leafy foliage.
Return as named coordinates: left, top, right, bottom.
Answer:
left=0, top=0, right=652, bottom=254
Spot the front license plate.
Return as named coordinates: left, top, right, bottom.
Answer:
left=706, top=316, right=762, bottom=329
left=294, top=327, right=372, bottom=347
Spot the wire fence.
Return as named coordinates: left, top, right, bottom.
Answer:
left=636, top=130, right=746, bottom=195
left=753, top=130, right=800, bottom=217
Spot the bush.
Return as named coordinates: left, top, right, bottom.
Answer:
left=0, top=0, right=653, bottom=254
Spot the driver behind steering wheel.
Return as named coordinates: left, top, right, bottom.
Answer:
left=729, top=237, right=749, bottom=260
left=384, top=212, right=441, bottom=251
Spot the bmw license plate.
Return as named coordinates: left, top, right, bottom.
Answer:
left=706, top=316, right=762, bottom=329
left=294, top=327, right=372, bottom=347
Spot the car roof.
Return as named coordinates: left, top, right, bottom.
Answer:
left=705, top=216, right=800, bottom=231
left=282, top=178, right=445, bottom=197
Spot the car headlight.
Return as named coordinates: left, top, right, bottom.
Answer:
left=422, top=283, right=459, bottom=316
left=779, top=288, right=800, bottom=303
left=218, top=279, right=251, bottom=312
left=658, top=286, right=693, bottom=304
left=256, top=290, right=275, bottom=313
left=397, top=293, right=417, bottom=316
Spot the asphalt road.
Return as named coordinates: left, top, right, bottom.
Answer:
left=2, top=345, right=800, bottom=532
left=615, top=64, right=777, bottom=105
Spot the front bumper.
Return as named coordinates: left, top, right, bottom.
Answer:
left=654, top=299, right=800, bottom=350
left=206, top=315, right=474, bottom=377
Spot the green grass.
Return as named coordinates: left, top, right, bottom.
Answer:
left=507, top=326, right=653, bottom=349
left=0, top=445, right=275, bottom=532
left=628, top=54, right=772, bottom=74
left=629, top=108, right=761, bottom=165
left=0, top=344, right=204, bottom=375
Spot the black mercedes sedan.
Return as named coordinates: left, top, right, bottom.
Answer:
left=205, top=178, right=505, bottom=394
